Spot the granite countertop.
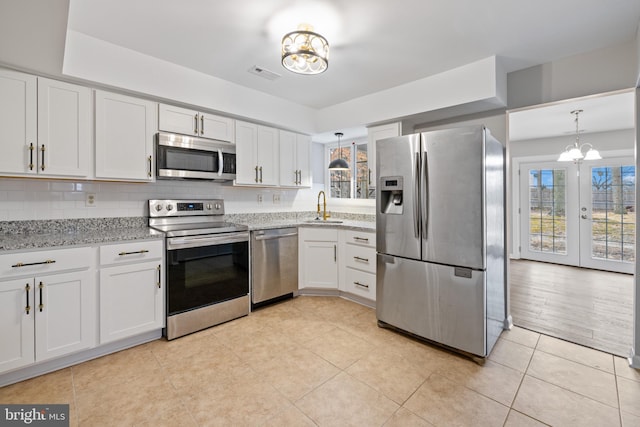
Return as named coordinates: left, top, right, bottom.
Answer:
left=0, top=212, right=375, bottom=252
left=0, top=218, right=164, bottom=252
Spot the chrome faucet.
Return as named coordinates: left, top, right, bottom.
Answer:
left=317, top=191, right=329, bottom=220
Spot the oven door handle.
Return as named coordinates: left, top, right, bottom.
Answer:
left=167, top=232, right=249, bottom=250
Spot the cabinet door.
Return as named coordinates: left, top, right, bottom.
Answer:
left=34, top=270, right=95, bottom=362
left=296, top=133, right=312, bottom=187
left=368, top=122, right=401, bottom=187
left=95, top=91, right=156, bottom=181
left=158, top=103, right=199, bottom=136
left=200, top=113, right=234, bottom=142
left=257, top=125, right=279, bottom=186
left=37, top=77, right=91, bottom=177
left=0, top=278, right=35, bottom=373
left=235, top=120, right=259, bottom=184
left=0, top=68, right=36, bottom=175
left=99, top=261, right=164, bottom=344
left=279, top=130, right=297, bottom=186
left=299, top=240, right=338, bottom=289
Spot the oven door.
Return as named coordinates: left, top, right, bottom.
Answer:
left=166, top=232, right=249, bottom=316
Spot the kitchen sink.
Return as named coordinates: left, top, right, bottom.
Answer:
left=303, top=219, right=344, bottom=224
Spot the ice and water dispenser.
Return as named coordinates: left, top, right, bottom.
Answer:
left=379, top=176, right=404, bottom=214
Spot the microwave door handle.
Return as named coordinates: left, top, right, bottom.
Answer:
left=218, top=149, right=223, bottom=177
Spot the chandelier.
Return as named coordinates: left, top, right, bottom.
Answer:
left=281, top=24, right=329, bottom=75
left=557, top=109, right=602, bottom=162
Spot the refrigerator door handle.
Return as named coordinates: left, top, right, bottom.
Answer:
left=422, top=151, right=429, bottom=240
left=414, top=152, right=420, bottom=238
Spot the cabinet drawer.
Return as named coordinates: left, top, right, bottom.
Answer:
left=0, top=247, right=92, bottom=279
left=345, top=244, right=376, bottom=273
left=345, top=268, right=376, bottom=301
left=344, top=230, right=376, bottom=248
left=299, top=227, right=338, bottom=242
left=100, top=240, right=163, bottom=266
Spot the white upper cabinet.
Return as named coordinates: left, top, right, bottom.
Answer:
left=95, top=90, right=157, bottom=181
left=37, top=77, right=91, bottom=177
left=158, top=103, right=234, bottom=142
left=0, top=70, right=91, bottom=177
left=367, top=122, right=401, bottom=187
left=235, top=120, right=279, bottom=186
left=279, top=130, right=311, bottom=187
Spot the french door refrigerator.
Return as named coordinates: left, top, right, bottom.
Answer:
left=376, top=125, right=506, bottom=358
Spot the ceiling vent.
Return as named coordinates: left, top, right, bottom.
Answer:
left=248, top=66, right=281, bottom=81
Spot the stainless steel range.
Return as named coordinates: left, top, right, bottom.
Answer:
left=148, top=199, right=249, bottom=340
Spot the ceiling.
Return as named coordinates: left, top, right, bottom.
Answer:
left=66, top=0, right=640, bottom=112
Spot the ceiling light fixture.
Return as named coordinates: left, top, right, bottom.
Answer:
left=328, top=132, right=349, bottom=170
left=557, top=109, right=602, bottom=162
left=281, top=23, right=329, bottom=75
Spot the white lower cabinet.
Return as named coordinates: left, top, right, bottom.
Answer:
left=99, top=240, right=164, bottom=344
left=298, top=228, right=339, bottom=289
left=0, top=247, right=96, bottom=374
left=299, top=227, right=376, bottom=302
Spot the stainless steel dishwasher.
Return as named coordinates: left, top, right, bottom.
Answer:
left=251, top=227, right=298, bottom=306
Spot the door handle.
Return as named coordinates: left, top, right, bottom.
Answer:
left=194, top=114, right=199, bottom=134
left=28, top=143, right=34, bottom=171
left=414, top=153, right=420, bottom=238
left=255, top=166, right=259, bottom=183
left=581, top=214, right=588, bottom=219
left=148, top=155, right=152, bottom=178
left=38, top=282, right=44, bottom=312
left=200, top=115, right=204, bottom=135
left=25, top=283, right=31, bottom=314
left=157, top=265, right=161, bottom=288
left=422, top=151, right=429, bottom=240
left=40, top=144, right=46, bottom=171
left=334, top=245, right=337, bottom=262
left=259, top=166, right=263, bottom=183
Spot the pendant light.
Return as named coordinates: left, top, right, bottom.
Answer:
left=328, top=132, right=349, bottom=170
left=557, top=109, right=602, bottom=162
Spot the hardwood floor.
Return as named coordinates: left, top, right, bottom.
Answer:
left=510, top=259, right=634, bottom=357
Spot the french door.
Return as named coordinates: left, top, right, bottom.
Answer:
left=520, top=157, right=635, bottom=273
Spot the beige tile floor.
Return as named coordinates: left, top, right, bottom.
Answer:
left=1, top=296, right=639, bottom=426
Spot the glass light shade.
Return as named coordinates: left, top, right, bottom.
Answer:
left=281, top=25, right=329, bottom=75
left=583, top=148, right=602, bottom=160
left=328, top=158, right=349, bottom=170
left=557, top=150, right=574, bottom=162
left=567, top=147, right=584, bottom=160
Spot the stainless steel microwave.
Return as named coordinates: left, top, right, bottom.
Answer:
left=156, top=132, right=236, bottom=181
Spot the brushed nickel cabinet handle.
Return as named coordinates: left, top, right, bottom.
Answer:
left=157, top=265, right=161, bottom=288
left=353, top=236, right=369, bottom=243
left=118, top=250, right=150, bottom=256
left=354, top=281, right=369, bottom=289
left=334, top=245, right=337, bottom=262
left=38, top=282, right=44, bottom=312
left=25, top=283, right=31, bottom=314
left=354, top=256, right=369, bottom=263
left=200, top=115, right=204, bottom=135
left=28, top=143, right=34, bottom=170
left=148, top=155, right=152, bottom=178
left=12, top=259, right=56, bottom=268
left=194, top=114, right=199, bottom=134
left=255, top=165, right=259, bottom=183
left=40, top=144, right=45, bottom=171
left=259, top=166, right=263, bottom=183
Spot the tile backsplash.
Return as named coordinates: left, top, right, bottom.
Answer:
left=0, top=178, right=374, bottom=220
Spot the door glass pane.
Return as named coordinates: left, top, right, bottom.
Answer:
left=590, top=165, right=635, bottom=262
left=528, top=169, right=567, bottom=254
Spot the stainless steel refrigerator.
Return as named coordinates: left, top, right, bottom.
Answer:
left=376, top=125, right=506, bottom=358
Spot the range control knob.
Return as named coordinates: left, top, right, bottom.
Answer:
left=206, top=203, right=213, bottom=210
left=155, top=204, right=163, bottom=212
left=215, top=203, right=221, bottom=210
left=166, top=204, right=174, bottom=211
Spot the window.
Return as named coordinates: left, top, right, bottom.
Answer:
left=327, top=141, right=374, bottom=199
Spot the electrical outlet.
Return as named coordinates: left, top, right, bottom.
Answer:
left=86, top=193, right=97, bottom=207
left=257, top=194, right=263, bottom=204
left=273, top=194, right=281, bottom=204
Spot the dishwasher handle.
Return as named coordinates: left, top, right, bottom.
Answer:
left=254, top=231, right=298, bottom=241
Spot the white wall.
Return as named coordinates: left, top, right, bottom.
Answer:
left=413, top=110, right=507, bottom=144
left=510, top=129, right=635, bottom=158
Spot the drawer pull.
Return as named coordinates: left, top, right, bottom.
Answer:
left=118, top=250, right=150, bottom=256
left=157, top=264, right=161, bottom=288
left=11, top=259, right=56, bottom=268
left=353, top=256, right=369, bottom=263
left=38, top=282, right=44, bottom=312
left=354, top=281, right=369, bottom=289
left=353, top=236, right=369, bottom=243
left=25, top=283, right=31, bottom=315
